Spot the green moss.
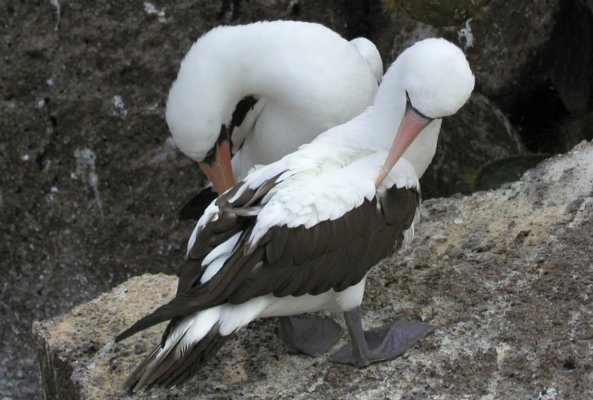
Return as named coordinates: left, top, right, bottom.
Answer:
left=382, top=0, right=491, bottom=26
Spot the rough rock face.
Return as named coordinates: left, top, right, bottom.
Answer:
left=383, top=0, right=492, bottom=27
left=4, top=1, right=592, bottom=399
left=383, top=0, right=560, bottom=105
left=464, top=0, right=560, bottom=102
left=33, top=141, right=593, bottom=399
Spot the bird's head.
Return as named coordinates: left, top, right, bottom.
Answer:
left=375, top=38, right=475, bottom=187
left=166, top=73, right=235, bottom=194
left=402, top=38, right=475, bottom=119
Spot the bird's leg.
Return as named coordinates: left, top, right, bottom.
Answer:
left=278, top=316, right=344, bottom=356
left=329, top=306, right=436, bottom=367
left=339, top=307, right=371, bottom=367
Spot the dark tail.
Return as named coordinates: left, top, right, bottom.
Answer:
left=123, top=322, right=229, bottom=393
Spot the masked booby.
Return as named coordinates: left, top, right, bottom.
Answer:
left=167, top=20, right=383, bottom=202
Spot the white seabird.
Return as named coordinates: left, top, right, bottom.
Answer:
left=168, top=20, right=384, bottom=353
left=117, top=37, right=475, bottom=392
left=166, top=20, right=383, bottom=200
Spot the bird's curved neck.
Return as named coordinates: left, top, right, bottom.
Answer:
left=348, top=60, right=409, bottom=151
left=312, top=59, right=439, bottom=178
left=172, top=24, right=325, bottom=125
left=166, top=29, right=274, bottom=160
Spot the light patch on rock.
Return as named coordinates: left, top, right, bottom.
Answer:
left=495, top=342, right=511, bottom=367
left=146, top=102, right=160, bottom=114
left=458, top=18, right=474, bottom=49
left=143, top=2, right=167, bottom=23
left=286, top=0, right=299, bottom=13
left=48, top=0, right=60, bottom=30
left=150, top=137, right=177, bottom=165
left=73, top=148, right=104, bottom=219
left=47, top=186, right=59, bottom=204
left=537, top=388, right=558, bottom=400
left=567, top=197, right=593, bottom=229
left=111, top=95, right=127, bottom=119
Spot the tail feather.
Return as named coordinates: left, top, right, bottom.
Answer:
left=122, top=322, right=190, bottom=392
left=115, top=301, right=182, bottom=343
left=122, top=316, right=230, bottom=393
left=161, top=327, right=228, bottom=388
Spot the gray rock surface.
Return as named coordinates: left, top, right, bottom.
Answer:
left=464, top=0, right=559, bottom=102
left=383, top=0, right=560, bottom=105
left=33, top=141, right=593, bottom=399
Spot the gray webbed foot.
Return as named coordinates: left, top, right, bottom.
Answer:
left=278, top=316, right=344, bottom=356
left=329, top=307, right=435, bottom=368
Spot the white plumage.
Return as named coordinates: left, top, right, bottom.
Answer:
left=118, top=36, right=475, bottom=392
left=166, top=21, right=383, bottom=192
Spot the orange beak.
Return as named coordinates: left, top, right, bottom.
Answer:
left=198, top=140, right=235, bottom=194
left=375, top=104, right=432, bottom=188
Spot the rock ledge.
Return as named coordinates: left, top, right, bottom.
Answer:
left=34, top=142, right=593, bottom=399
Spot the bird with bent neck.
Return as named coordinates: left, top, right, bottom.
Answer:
left=166, top=21, right=383, bottom=213
left=116, top=37, right=475, bottom=392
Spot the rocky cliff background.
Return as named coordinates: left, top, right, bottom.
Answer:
left=1, top=0, right=592, bottom=398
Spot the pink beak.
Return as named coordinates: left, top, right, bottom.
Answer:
left=375, top=104, right=432, bottom=188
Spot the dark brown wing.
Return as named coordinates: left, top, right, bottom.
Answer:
left=229, top=186, right=420, bottom=300
left=178, top=187, right=217, bottom=221
left=116, top=180, right=274, bottom=342
left=116, top=180, right=419, bottom=342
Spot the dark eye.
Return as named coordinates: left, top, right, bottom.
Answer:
left=202, top=145, right=216, bottom=164
left=405, top=90, right=432, bottom=120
